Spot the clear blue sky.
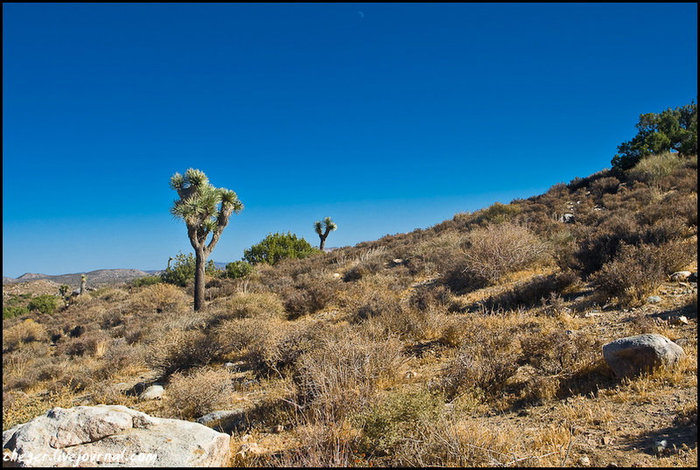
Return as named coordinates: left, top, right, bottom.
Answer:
left=3, top=3, right=697, bottom=277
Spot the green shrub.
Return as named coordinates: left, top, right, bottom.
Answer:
left=225, top=260, right=253, bottom=279
left=243, top=232, right=319, bottom=266
left=3, top=293, right=32, bottom=319
left=160, top=252, right=218, bottom=286
left=27, top=295, right=60, bottom=315
left=3, top=305, right=29, bottom=319
left=131, top=275, right=162, bottom=287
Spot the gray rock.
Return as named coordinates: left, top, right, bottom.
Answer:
left=2, top=405, right=230, bottom=467
left=647, top=295, right=662, bottom=304
left=196, top=409, right=245, bottom=426
left=602, top=334, right=685, bottom=378
left=578, top=455, right=591, bottom=466
left=139, top=385, right=164, bottom=400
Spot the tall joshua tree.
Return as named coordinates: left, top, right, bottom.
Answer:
left=314, top=217, right=337, bottom=251
left=170, top=169, right=243, bottom=311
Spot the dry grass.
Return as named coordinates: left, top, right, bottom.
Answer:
left=164, top=368, right=234, bottom=420
left=131, top=283, right=189, bottom=313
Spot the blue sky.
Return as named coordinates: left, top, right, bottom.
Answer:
left=3, top=3, right=697, bottom=277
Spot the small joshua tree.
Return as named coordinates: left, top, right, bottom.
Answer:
left=170, top=169, right=243, bottom=311
left=79, top=274, right=87, bottom=296
left=314, top=217, right=337, bottom=251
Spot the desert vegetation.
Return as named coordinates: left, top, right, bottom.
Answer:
left=3, top=106, right=697, bottom=466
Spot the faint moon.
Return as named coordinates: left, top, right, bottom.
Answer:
left=358, top=11, right=364, bottom=19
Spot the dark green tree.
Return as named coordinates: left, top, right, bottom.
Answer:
left=170, top=169, right=243, bottom=310
left=314, top=216, right=337, bottom=251
left=243, top=232, right=318, bottom=265
left=611, top=102, right=697, bottom=172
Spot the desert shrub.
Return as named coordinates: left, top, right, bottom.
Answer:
left=280, top=274, right=340, bottom=320
left=353, top=388, right=443, bottom=457
left=164, top=368, right=232, bottom=420
left=4, top=319, right=48, bottom=351
left=243, top=232, right=319, bottom=266
left=226, top=292, right=285, bottom=320
left=627, top=152, right=685, bottom=187
left=441, top=322, right=520, bottom=398
left=160, top=251, right=218, bottom=286
left=592, top=240, right=697, bottom=305
left=342, top=258, right=384, bottom=282
left=351, top=290, right=401, bottom=322
left=476, top=271, right=579, bottom=312
left=132, top=283, right=189, bottom=313
left=443, top=223, right=550, bottom=291
left=295, top=328, right=403, bottom=421
left=471, top=202, right=522, bottom=226
left=225, top=260, right=253, bottom=279
left=27, top=295, right=60, bottom=315
left=3, top=305, right=29, bottom=319
left=409, top=285, right=452, bottom=312
left=100, top=310, right=123, bottom=329
left=573, top=213, right=645, bottom=276
left=589, top=176, right=621, bottom=199
left=131, top=275, right=162, bottom=287
left=147, top=329, right=223, bottom=376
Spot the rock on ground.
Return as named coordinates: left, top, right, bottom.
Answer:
left=2, top=405, right=230, bottom=467
left=602, top=334, right=685, bottom=378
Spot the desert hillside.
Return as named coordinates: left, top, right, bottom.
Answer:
left=3, top=152, right=697, bottom=467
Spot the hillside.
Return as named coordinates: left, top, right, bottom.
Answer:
left=2, top=152, right=697, bottom=467
left=3, top=269, right=151, bottom=288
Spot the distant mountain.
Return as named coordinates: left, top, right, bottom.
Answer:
left=3, top=263, right=236, bottom=286
left=3, top=269, right=150, bottom=287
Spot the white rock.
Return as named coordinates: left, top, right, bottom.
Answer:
left=670, top=271, right=692, bottom=282
left=139, top=385, right=164, bottom=400
left=647, top=295, right=662, bottom=304
left=669, top=315, right=689, bottom=326
left=2, top=405, right=230, bottom=467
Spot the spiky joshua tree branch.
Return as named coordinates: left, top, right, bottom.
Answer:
left=170, top=169, right=243, bottom=310
left=314, top=217, right=337, bottom=251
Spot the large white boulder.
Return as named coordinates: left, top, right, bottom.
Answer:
left=2, top=405, right=230, bottom=467
left=602, top=334, right=685, bottom=378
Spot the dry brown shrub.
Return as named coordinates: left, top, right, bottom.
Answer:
left=440, top=320, right=521, bottom=398
left=589, top=176, right=620, bottom=199
left=147, top=329, right=223, bottom=377
left=279, top=273, right=341, bottom=319
left=477, top=271, right=579, bottom=312
left=131, top=283, right=189, bottom=313
left=295, top=327, right=403, bottom=421
left=444, top=223, right=551, bottom=291
left=164, top=368, right=233, bottom=420
left=3, top=319, right=47, bottom=351
left=592, top=239, right=697, bottom=305
left=218, top=292, right=286, bottom=320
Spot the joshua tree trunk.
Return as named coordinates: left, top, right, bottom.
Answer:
left=319, top=234, right=328, bottom=251
left=194, top=248, right=206, bottom=311
left=79, top=274, right=87, bottom=296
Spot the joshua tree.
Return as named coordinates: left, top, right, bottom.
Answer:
left=314, top=217, right=337, bottom=251
left=79, top=274, right=87, bottom=296
left=170, top=168, right=243, bottom=311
